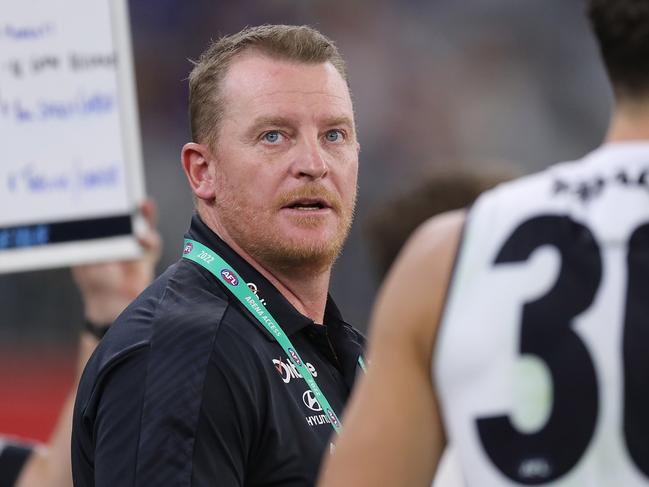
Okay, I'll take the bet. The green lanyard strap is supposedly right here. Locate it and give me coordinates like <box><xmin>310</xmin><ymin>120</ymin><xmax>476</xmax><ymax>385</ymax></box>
<box><xmin>183</xmin><ymin>238</ymin><xmax>362</xmax><ymax>434</ymax></box>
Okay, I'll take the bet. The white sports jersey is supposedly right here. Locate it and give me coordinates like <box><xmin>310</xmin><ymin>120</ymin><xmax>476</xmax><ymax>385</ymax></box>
<box><xmin>436</xmin><ymin>142</ymin><xmax>649</xmax><ymax>486</ymax></box>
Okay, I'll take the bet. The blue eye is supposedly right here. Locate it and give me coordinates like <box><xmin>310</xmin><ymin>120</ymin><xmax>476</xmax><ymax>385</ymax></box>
<box><xmin>263</xmin><ymin>131</ymin><xmax>281</xmax><ymax>143</ymax></box>
<box><xmin>325</xmin><ymin>130</ymin><xmax>343</xmax><ymax>142</ymax></box>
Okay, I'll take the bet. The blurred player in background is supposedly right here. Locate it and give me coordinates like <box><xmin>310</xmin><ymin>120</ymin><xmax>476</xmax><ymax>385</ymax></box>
<box><xmin>0</xmin><ymin>201</ymin><xmax>160</xmax><ymax>487</ymax></box>
<box><xmin>319</xmin><ymin>0</ymin><xmax>649</xmax><ymax>485</ymax></box>
<box><xmin>365</xmin><ymin>170</ymin><xmax>513</xmax><ymax>487</ymax></box>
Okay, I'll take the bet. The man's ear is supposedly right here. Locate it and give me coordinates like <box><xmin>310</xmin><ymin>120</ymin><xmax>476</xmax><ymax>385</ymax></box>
<box><xmin>181</xmin><ymin>142</ymin><xmax>216</xmax><ymax>201</ymax></box>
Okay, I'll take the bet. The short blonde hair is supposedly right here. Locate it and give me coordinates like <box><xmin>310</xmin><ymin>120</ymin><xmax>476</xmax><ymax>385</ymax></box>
<box><xmin>188</xmin><ymin>24</ymin><xmax>348</xmax><ymax>148</ymax></box>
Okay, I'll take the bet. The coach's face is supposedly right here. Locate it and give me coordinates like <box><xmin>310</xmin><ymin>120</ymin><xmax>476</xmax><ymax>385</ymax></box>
<box><xmin>197</xmin><ymin>52</ymin><xmax>359</xmax><ymax>272</ymax></box>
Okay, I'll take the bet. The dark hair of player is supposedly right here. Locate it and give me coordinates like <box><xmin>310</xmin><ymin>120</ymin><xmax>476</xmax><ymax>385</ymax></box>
<box><xmin>364</xmin><ymin>170</ymin><xmax>514</xmax><ymax>279</ymax></box>
<box><xmin>588</xmin><ymin>0</ymin><xmax>649</xmax><ymax>99</ymax></box>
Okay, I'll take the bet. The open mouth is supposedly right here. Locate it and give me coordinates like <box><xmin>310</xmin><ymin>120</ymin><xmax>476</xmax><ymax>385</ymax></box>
<box><xmin>284</xmin><ymin>198</ymin><xmax>330</xmax><ymax>211</ymax></box>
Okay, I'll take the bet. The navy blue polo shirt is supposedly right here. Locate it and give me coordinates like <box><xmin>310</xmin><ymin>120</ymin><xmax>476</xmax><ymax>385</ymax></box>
<box><xmin>71</xmin><ymin>215</ymin><xmax>365</xmax><ymax>487</ymax></box>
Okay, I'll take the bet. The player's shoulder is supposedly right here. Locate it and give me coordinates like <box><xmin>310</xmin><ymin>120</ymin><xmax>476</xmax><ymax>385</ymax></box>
<box><xmin>399</xmin><ymin>209</ymin><xmax>466</xmax><ymax>274</ymax></box>
<box><xmin>373</xmin><ymin>210</ymin><xmax>465</xmax><ymax>347</ymax></box>
<box><xmin>398</xmin><ymin>209</ymin><xmax>466</xmax><ymax>320</ymax></box>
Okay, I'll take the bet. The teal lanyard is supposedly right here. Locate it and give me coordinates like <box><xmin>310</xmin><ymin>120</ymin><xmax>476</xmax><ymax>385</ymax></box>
<box><xmin>183</xmin><ymin>238</ymin><xmax>364</xmax><ymax>434</ymax></box>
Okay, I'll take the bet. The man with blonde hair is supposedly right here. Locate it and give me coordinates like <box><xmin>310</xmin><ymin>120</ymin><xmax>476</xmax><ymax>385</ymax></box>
<box><xmin>73</xmin><ymin>25</ymin><xmax>365</xmax><ymax>487</ymax></box>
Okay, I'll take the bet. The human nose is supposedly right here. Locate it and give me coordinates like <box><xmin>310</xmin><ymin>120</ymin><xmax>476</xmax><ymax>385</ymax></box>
<box><xmin>291</xmin><ymin>137</ymin><xmax>329</xmax><ymax>180</ymax></box>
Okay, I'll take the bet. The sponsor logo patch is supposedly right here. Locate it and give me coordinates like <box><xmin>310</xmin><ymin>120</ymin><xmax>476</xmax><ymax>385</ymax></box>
<box><xmin>246</xmin><ymin>282</ymin><xmax>267</xmax><ymax>306</ymax></box>
<box><xmin>305</xmin><ymin>413</ymin><xmax>331</xmax><ymax>427</ymax></box>
<box><xmin>220</xmin><ymin>269</ymin><xmax>239</xmax><ymax>286</ymax></box>
<box><xmin>272</xmin><ymin>357</ymin><xmax>318</xmax><ymax>384</ymax></box>
<box><xmin>302</xmin><ymin>390</ymin><xmax>323</xmax><ymax>412</ymax></box>
<box><xmin>183</xmin><ymin>242</ymin><xmax>193</xmax><ymax>254</ymax></box>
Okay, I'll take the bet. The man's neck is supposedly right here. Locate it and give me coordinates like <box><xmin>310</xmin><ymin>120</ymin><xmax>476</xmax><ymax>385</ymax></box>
<box><xmin>199</xmin><ymin>209</ymin><xmax>331</xmax><ymax>324</ymax></box>
<box><xmin>255</xmin><ymin>265</ymin><xmax>331</xmax><ymax>325</ymax></box>
<box><xmin>606</xmin><ymin>97</ymin><xmax>649</xmax><ymax>143</ymax></box>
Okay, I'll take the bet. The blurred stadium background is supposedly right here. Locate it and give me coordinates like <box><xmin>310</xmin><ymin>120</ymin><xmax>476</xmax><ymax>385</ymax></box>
<box><xmin>0</xmin><ymin>0</ymin><xmax>611</xmax><ymax>441</ymax></box>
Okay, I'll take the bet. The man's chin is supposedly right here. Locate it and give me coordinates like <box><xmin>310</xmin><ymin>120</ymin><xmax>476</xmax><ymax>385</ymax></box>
<box><xmin>253</xmin><ymin>235</ymin><xmax>344</xmax><ymax>274</ymax></box>
<box><xmin>276</xmin><ymin>241</ymin><xmax>340</xmax><ymax>269</ymax></box>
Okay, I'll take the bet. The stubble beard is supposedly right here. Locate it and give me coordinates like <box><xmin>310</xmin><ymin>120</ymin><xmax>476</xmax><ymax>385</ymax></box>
<box><xmin>214</xmin><ymin>189</ymin><xmax>356</xmax><ymax>276</ymax></box>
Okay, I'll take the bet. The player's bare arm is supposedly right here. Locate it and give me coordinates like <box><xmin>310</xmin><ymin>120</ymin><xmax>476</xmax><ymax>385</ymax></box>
<box><xmin>318</xmin><ymin>209</ymin><xmax>465</xmax><ymax>487</ymax></box>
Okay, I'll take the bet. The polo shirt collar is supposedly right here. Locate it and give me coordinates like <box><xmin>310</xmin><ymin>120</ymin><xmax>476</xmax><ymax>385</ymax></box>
<box><xmin>185</xmin><ymin>214</ymin><xmax>345</xmax><ymax>340</ymax></box>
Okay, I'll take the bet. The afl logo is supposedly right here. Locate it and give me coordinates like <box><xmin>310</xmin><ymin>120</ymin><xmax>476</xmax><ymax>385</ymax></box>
<box><xmin>221</xmin><ymin>269</ymin><xmax>239</xmax><ymax>286</ymax></box>
<box><xmin>288</xmin><ymin>348</ymin><xmax>302</xmax><ymax>366</ymax></box>
<box><xmin>326</xmin><ymin>409</ymin><xmax>340</xmax><ymax>428</ymax></box>
<box><xmin>183</xmin><ymin>242</ymin><xmax>193</xmax><ymax>254</ymax></box>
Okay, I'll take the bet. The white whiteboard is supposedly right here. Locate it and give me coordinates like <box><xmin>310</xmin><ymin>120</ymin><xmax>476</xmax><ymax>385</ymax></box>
<box><xmin>0</xmin><ymin>0</ymin><xmax>145</xmax><ymax>273</ymax></box>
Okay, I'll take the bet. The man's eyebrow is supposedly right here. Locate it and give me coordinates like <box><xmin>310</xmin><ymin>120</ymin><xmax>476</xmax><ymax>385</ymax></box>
<box><xmin>247</xmin><ymin>116</ymin><xmax>295</xmax><ymax>134</ymax></box>
<box><xmin>244</xmin><ymin>115</ymin><xmax>356</xmax><ymax>139</ymax></box>
<box><xmin>323</xmin><ymin>116</ymin><xmax>355</xmax><ymax>130</ymax></box>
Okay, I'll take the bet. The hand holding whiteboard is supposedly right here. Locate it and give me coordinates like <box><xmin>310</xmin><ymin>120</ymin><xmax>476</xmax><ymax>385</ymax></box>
<box><xmin>0</xmin><ymin>0</ymin><xmax>145</xmax><ymax>273</ymax></box>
